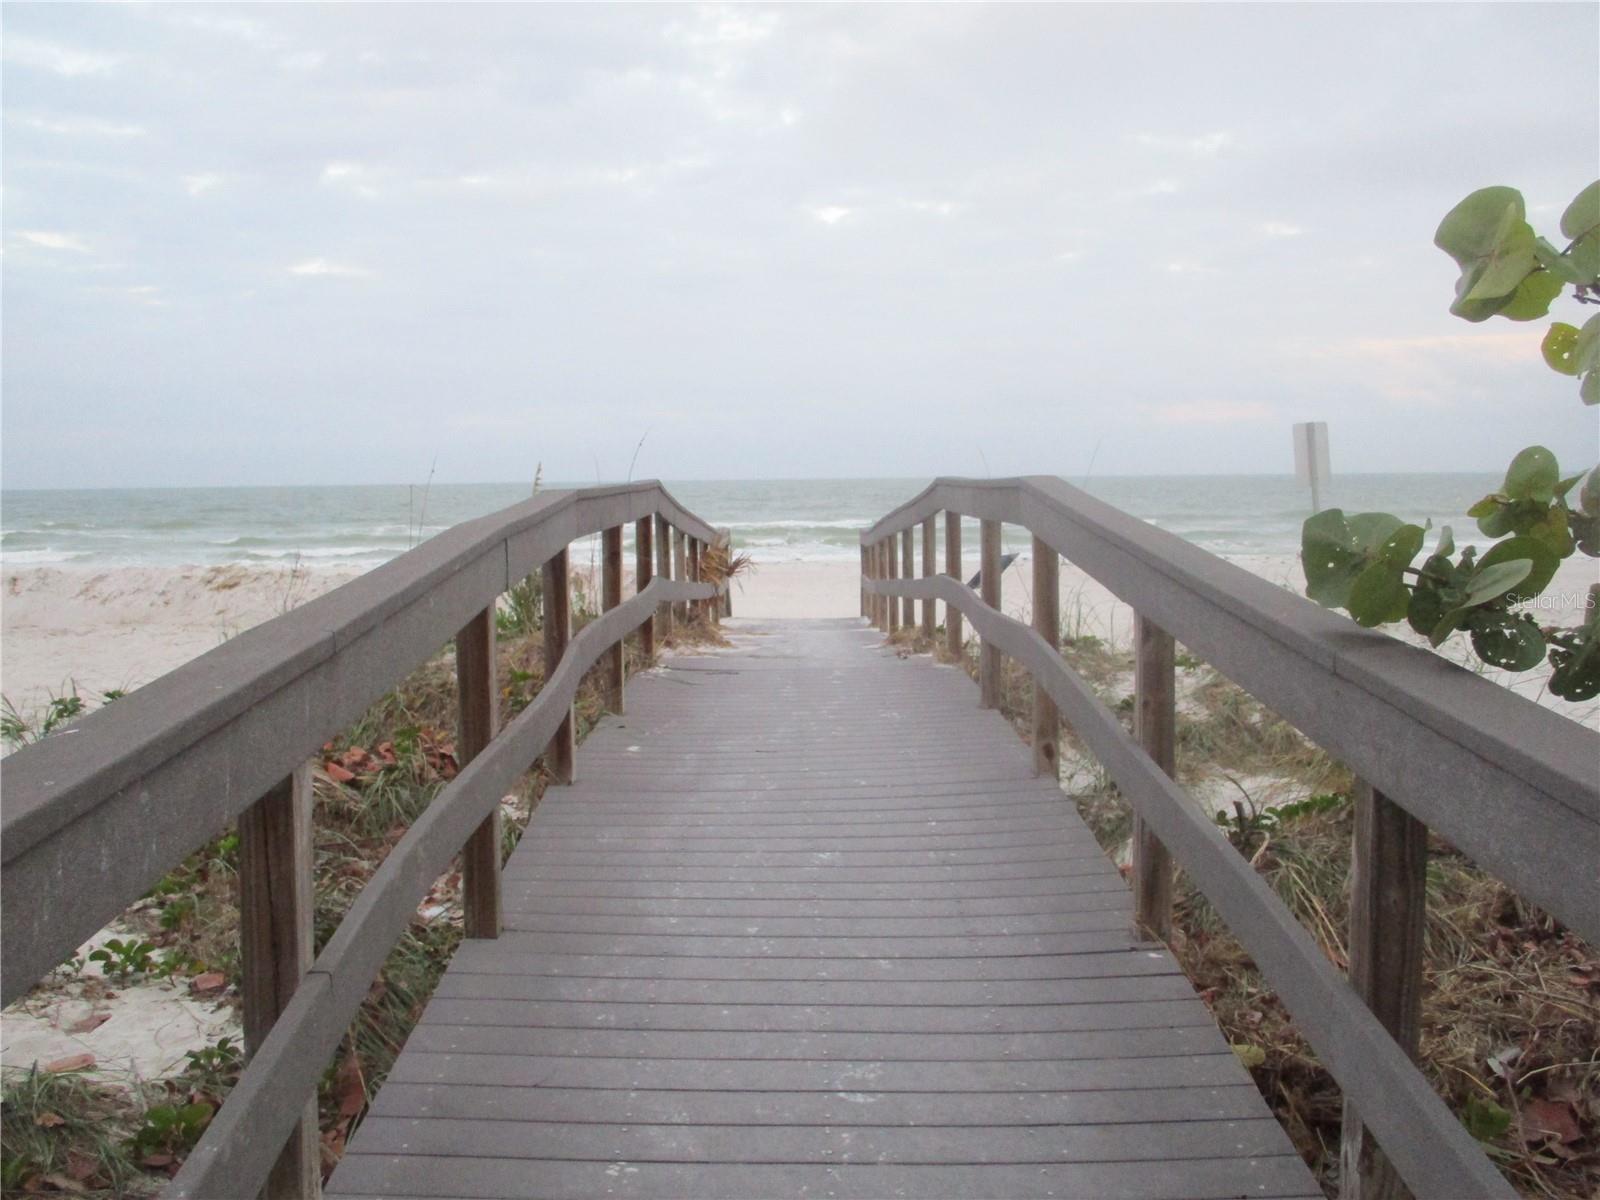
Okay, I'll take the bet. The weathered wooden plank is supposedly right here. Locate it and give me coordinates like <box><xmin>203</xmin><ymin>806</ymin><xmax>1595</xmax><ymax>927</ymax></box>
<box><xmin>236</xmin><ymin>765</ymin><xmax>319</xmax><ymax>1200</ymax></box>
<box><xmin>1342</xmin><ymin>781</ymin><xmax>1428</xmax><ymax>1200</ymax></box>
<box><xmin>1032</xmin><ymin>535</ymin><xmax>1059</xmax><ymax>778</ymax></box>
<box><xmin>900</xmin><ymin>526</ymin><xmax>915</xmax><ymax>628</ymax></box>
<box><xmin>635</xmin><ymin>516</ymin><xmax>655</xmax><ymax>658</ymax></box>
<box><xmin>654</xmin><ymin>514</ymin><xmax>673</xmax><ymax>641</ymax></box>
<box><xmin>980</xmin><ymin>517</ymin><xmax>1001</xmax><ymax>706</ymax></box>
<box><xmin>542</xmin><ymin>546</ymin><xmax>575</xmax><ymax>784</ymax></box>
<box><xmin>1134</xmin><ymin>614</ymin><xmax>1175</xmax><ymax>940</ymax></box>
<box><xmin>602</xmin><ymin>525</ymin><xmax>625</xmax><ymax>713</ymax></box>
<box><xmin>328</xmin><ymin>1156</ymin><xmax>1322</xmax><ymax>1200</ymax></box>
<box><xmin>456</xmin><ymin>607</ymin><xmax>501</xmax><ymax>941</ymax></box>
<box><xmin>945</xmin><ymin>508</ymin><xmax>963</xmax><ymax>658</ymax></box>
<box><xmin>921</xmin><ymin>515</ymin><xmax>937</xmax><ymax>640</ymax></box>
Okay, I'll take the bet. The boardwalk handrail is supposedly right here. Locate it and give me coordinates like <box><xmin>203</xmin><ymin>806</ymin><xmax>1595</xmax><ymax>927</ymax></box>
<box><xmin>167</xmin><ymin>576</ymin><xmax>711</xmax><ymax>1198</ymax></box>
<box><xmin>1</xmin><ymin>481</ymin><xmax>720</xmax><ymax>1005</ymax></box>
<box><xmin>861</xmin><ymin>476</ymin><xmax>1600</xmax><ymax>1200</ymax></box>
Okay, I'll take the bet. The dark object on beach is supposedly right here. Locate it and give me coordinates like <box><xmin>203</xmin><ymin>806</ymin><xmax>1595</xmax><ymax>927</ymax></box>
<box><xmin>967</xmin><ymin>552</ymin><xmax>1019</xmax><ymax>589</ymax></box>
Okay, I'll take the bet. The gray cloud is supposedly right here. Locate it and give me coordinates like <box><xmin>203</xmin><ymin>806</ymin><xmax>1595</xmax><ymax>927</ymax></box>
<box><xmin>3</xmin><ymin>2</ymin><xmax>1596</xmax><ymax>488</ymax></box>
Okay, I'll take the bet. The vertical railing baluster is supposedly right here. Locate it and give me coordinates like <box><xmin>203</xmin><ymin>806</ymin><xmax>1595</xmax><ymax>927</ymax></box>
<box><xmin>920</xmin><ymin>517</ymin><xmax>936</xmax><ymax>641</ymax></box>
<box><xmin>456</xmin><ymin>607</ymin><xmax>501</xmax><ymax>939</ymax></box>
<box><xmin>860</xmin><ymin>544</ymin><xmax>869</xmax><ymax>619</ymax></box>
<box><xmin>602</xmin><ymin>525</ymin><xmax>624</xmax><ymax>713</ymax></box>
<box><xmin>1341</xmin><ymin>781</ymin><xmax>1427</xmax><ymax>1200</ymax></box>
<box><xmin>873</xmin><ymin>540</ymin><xmax>886</xmax><ymax>631</ymax></box>
<box><xmin>900</xmin><ymin>528</ymin><xmax>914</xmax><ymax>630</ymax></box>
<box><xmin>719</xmin><ymin>527</ymin><xmax>733</xmax><ymax>619</ymax></box>
<box><xmin>979</xmin><ymin>518</ymin><xmax>1001</xmax><ymax>707</ymax></box>
<box><xmin>542</xmin><ymin>545</ymin><xmax>575</xmax><ymax>783</ymax></box>
<box><xmin>672</xmin><ymin>529</ymin><xmax>688</xmax><ymax>624</ymax></box>
<box><xmin>654</xmin><ymin>514</ymin><xmax>673</xmax><ymax>642</ymax></box>
<box><xmin>237</xmin><ymin>765</ymin><xmax>319</xmax><ymax>1200</ymax></box>
<box><xmin>635</xmin><ymin>516</ymin><xmax>655</xmax><ymax>659</ymax></box>
<box><xmin>1032</xmin><ymin>537</ymin><xmax>1059</xmax><ymax>778</ymax></box>
<box><xmin>945</xmin><ymin>511</ymin><xmax>962</xmax><ymax>660</ymax></box>
<box><xmin>1133</xmin><ymin>615</ymin><xmax>1176</xmax><ymax>939</ymax></box>
<box><xmin>887</xmin><ymin>536</ymin><xmax>900</xmax><ymax>634</ymax></box>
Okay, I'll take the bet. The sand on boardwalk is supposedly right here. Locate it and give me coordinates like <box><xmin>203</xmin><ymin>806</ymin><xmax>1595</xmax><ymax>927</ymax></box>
<box><xmin>3</xmin><ymin>551</ymin><xmax>1596</xmax><ymax>727</ymax></box>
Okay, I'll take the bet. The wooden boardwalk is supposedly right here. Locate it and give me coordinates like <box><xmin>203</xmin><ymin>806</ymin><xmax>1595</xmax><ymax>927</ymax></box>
<box><xmin>328</xmin><ymin>618</ymin><xmax>1320</xmax><ymax>1200</ymax></box>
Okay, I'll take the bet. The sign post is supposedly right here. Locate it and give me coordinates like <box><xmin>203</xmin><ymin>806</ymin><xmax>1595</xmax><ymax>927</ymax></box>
<box><xmin>1292</xmin><ymin>421</ymin><xmax>1331</xmax><ymax>513</ymax></box>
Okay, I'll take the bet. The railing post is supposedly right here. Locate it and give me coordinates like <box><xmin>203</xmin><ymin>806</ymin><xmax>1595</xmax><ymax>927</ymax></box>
<box><xmin>635</xmin><ymin>516</ymin><xmax>655</xmax><ymax>659</ymax></box>
<box><xmin>887</xmin><ymin>536</ymin><xmax>900</xmax><ymax>634</ymax></box>
<box><xmin>237</xmin><ymin>764</ymin><xmax>319</xmax><ymax>1200</ymax></box>
<box><xmin>456</xmin><ymin>607</ymin><xmax>501</xmax><ymax>939</ymax></box>
<box><xmin>860</xmin><ymin>545</ymin><xmax>869</xmax><ymax>618</ymax></box>
<box><xmin>900</xmin><ymin>528</ymin><xmax>915</xmax><ymax>630</ymax></box>
<box><xmin>542</xmin><ymin>545</ymin><xmax>575</xmax><ymax>783</ymax></box>
<box><xmin>945</xmin><ymin>511</ymin><xmax>963</xmax><ymax>659</ymax></box>
<box><xmin>602</xmin><ymin>525</ymin><xmax>624</xmax><ymax>713</ymax></box>
<box><xmin>654</xmin><ymin>514</ymin><xmax>673</xmax><ymax>642</ymax></box>
<box><xmin>1341</xmin><ymin>781</ymin><xmax>1427</xmax><ymax>1200</ymax></box>
<box><xmin>979</xmin><ymin>518</ymin><xmax>1001</xmax><ymax>707</ymax></box>
<box><xmin>719</xmin><ymin>527</ymin><xmax>733</xmax><ymax>618</ymax></box>
<box><xmin>1133</xmin><ymin>615</ymin><xmax>1176</xmax><ymax>939</ymax></box>
<box><xmin>1032</xmin><ymin>536</ymin><xmax>1059</xmax><ymax>778</ymax></box>
<box><xmin>870</xmin><ymin>541</ymin><xmax>883</xmax><ymax>630</ymax></box>
<box><xmin>920</xmin><ymin>517</ymin><xmax>936</xmax><ymax>641</ymax></box>
<box><xmin>672</xmin><ymin>528</ymin><xmax>688</xmax><ymax>624</ymax></box>
<box><xmin>689</xmin><ymin>537</ymin><xmax>703</xmax><ymax>622</ymax></box>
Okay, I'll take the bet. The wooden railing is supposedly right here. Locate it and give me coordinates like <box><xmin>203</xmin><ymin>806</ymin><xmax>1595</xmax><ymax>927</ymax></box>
<box><xmin>861</xmin><ymin>476</ymin><xmax>1599</xmax><ymax>1200</ymax></box>
<box><xmin>0</xmin><ymin>482</ymin><xmax>726</xmax><ymax>1200</ymax></box>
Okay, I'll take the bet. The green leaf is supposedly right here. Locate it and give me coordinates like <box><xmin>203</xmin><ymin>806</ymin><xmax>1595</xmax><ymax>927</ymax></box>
<box><xmin>1469</xmin><ymin>612</ymin><xmax>1546</xmax><ymax>672</ymax></box>
<box><xmin>1462</xmin><ymin>1095</ymin><xmax>1512</xmax><ymax>1143</ymax></box>
<box><xmin>1301</xmin><ymin>510</ymin><xmax>1404</xmax><ymax>612</ymax></box>
<box><xmin>1478</xmin><ymin>535</ymin><xmax>1560</xmax><ymax>599</ymax></box>
<box><xmin>1462</xmin><ymin>558</ymin><xmax>1533</xmax><ymax>608</ymax></box>
<box><xmin>1435</xmin><ymin>187</ymin><xmax>1538</xmax><ymax>302</ymax></box>
<box><xmin>1570</xmin><ymin>231</ymin><xmax>1600</xmax><ymax>283</ymax></box>
<box><xmin>1583</xmin><ymin>369</ymin><xmax>1599</xmax><ymax>406</ymax></box>
<box><xmin>1534</xmin><ymin>236</ymin><xmax>1585</xmax><ymax>285</ymax></box>
<box><xmin>1407</xmin><ymin>579</ymin><xmax>1447</xmax><ymax>637</ymax></box>
<box><xmin>1574</xmin><ymin>315</ymin><xmax>1600</xmax><ymax>374</ymax></box>
<box><xmin>1497</xmin><ymin>269</ymin><xmax>1563</xmax><ymax>321</ymax></box>
<box><xmin>1435</xmin><ymin>525</ymin><xmax>1455</xmax><ymax>559</ymax></box>
<box><xmin>1503</xmin><ymin>446</ymin><xmax>1559</xmax><ymax>503</ymax></box>
<box><xmin>1377</xmin><ymin>522</ymin><xmax>1425</xmax><ymax>568</ymax></box>
<box><xmin>1560</xmin><ymin>180</ymin><xmax>1600</xmax><ymax>242</ymax></box>
<box><xmin>1349</xmin><ymin>562</ymin><xmax>1409</xmax><ymax>626</ymax></box>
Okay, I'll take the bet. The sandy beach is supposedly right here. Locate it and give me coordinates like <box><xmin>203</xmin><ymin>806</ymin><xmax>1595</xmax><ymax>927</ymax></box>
<box><xmin>4</xmin><ymin>551</ymin><xmax>1595</xmax><ymax>730</ymax></box>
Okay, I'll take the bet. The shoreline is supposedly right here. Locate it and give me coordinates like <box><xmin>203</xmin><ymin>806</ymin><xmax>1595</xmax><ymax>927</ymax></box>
<box><xmin>3</xmin><ymin>555</ymin><xmax>1596</xmax><ymax>730</ymax></box>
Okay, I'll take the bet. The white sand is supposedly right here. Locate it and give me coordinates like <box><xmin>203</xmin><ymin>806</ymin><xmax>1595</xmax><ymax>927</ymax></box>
<box><xmin>3</xmin><ymin>552</ymin><xmax>1595</xmax><ymax>728</ymax></box>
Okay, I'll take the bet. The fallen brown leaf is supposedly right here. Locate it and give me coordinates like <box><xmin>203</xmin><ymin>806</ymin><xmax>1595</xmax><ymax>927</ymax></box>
<box><xmin>1522</xmin><ymin>1097</ymin><xmax>1582</xmax><ymax>1145</ymax></box>
<box><xmin>34</xmin><ymin>1111</ymin><xmax>66</xmax><ymax>1128</ymax></box>
<box><xmin>188</xmin><ymin>972</ymin><xmax>227</xmax><ymax>996</ymax></box>
<box><xmin>62</xmin><ymin>1012</ymin><xmax>110</xmax><ymax>1035</ymax></box>
<box><xmin>42</xmin><ymin>1053</ymin><xmax>94</xmax><ymax>1074</ymax></box>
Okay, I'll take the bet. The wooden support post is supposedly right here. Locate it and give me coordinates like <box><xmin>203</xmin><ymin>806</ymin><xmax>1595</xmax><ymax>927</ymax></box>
<box><xmin>870</xmin><ymin>542</ymin><xmax>882</xmax><ymax>630</ymax></box>
<box><xmin>719</xmin><ymin>528</ymin><xmax>733</xmax><ymax>618</ymax></box>
<box><xmin>672</xmin><ymin>529</ymin><xmax>688</xmax><ymax>624</ymax></box>
<box><xmin>920</xmin><ymin>517</ymin><xmax>936</xmax><ymax>641</ymax></box>
<box><xmin>900</xmin><ymin>528</ymin><xmax>915</xmax><ymax>630</ymax></box>
<box><xmin>455</xmin><ymin>608</ymin><xmax>500</xmax><ymax>939</ymax></box>
<box><xmin>655</xmin><ymin>514</ymin><xmax>673</xmax><ymax>642</ymax></box>
<box><xmin>237</xmin><ymin>765</ymin><xmax>319</xmax><ymax>1200</ymax></box>
<box><xmin>887</xmin><ymin>537</ymin><xmax>900</xmax><ymax>634</ymax></box>
<box><xmin>860</xmin><ymin>545</ymin><xmax>868</xmax><ymax>618</ymax></box>
<box><xmin>1341</xmin><ymin>781</ymin><xmax>1427</xmax><ymax>1200</ymax></box>
<box><xmin>1032</xmin><ymin>536</ymin><xmax>1060</xmax><ymax>778</ymax></box>
<box><xmin>945</xmin><ymin>511</ymin><xmax>963</xmax><ymax>659</ymax></box>
<box><xmin>541</xmin><ymin>546</ymin><xmax>575</xmax><ymax>783</ymax></box>
<box><xmin>1133</xmin><ymin>615</ymin><xmax>1176</xmax><ymax>940</ymax></box>
<box><xmin>979</xmin><ymin>518</ymin><xmax>1001</xmax><ymax>707</ymax></box>
<box><xmin>690</xmin><ymin>537</ymin><xmax>703</xmax><ymax>622</ymax></box>
<box><xmin>635</xmin><ymin>517</ymin><xmax>655</xmax><ymax>659</ymax></box>
<box><xmin>602</xmin><ymin>525</ymin><xmax>624</xmax><ymax>713</ymax></box>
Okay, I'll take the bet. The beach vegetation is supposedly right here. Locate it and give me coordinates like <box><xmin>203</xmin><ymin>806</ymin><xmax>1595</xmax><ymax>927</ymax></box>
<box><xmin>1301</xmin><ymin>179</ymin><xmax>1600</xmax><ymax>699</ymax></box>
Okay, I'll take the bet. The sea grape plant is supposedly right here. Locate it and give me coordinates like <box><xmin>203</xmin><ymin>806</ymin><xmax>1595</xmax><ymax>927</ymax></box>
<box><xmin>1302</xmin><ymin>180</ymin><xmax>1600</xmax><ymax>700</ymax></box>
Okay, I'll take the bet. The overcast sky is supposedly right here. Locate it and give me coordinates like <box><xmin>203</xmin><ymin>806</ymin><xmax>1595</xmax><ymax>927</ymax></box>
<box><xmin>3</xmin><ymin>3</ymin><xmax>1596</xmax><ymax>489</ymax></box>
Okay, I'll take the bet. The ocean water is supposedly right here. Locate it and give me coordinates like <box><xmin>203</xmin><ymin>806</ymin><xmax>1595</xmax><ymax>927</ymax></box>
<box><xmin>0</xmin><ymin>474</ymin><xmax>1506</xmax><ymax>569</ymax></box>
